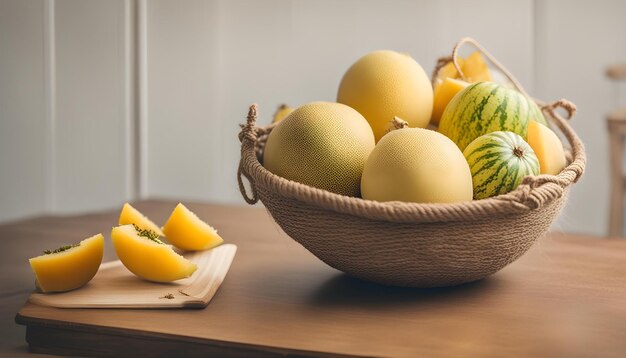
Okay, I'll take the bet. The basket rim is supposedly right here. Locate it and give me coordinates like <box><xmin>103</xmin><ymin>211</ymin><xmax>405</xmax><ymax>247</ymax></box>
<box><xmin>238</xmin><ymin>101</ymin><xmax>586</xmax><ymax>224</ymax></box>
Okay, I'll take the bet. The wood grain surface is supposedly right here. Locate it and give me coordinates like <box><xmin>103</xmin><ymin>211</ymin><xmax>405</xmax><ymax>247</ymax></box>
<box><xmin>11</xmin><ymin>201</ymin><xmax>626</xmax><ymax>357</ymax></box>
<box><xmin>28</xmin><ymin>244</ymin><xmax>236</xmax><ymax>309</ymax></box>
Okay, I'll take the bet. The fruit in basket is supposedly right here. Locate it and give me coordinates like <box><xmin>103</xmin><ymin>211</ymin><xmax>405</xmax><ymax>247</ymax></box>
<box><xmin>433</xmin><ymin>51</ymin><xmax>491</xmax><ymax>84</ymax></box>
<box><xmin>29</xmin><ymin>234</ymin><xmax>104</xmax><ymax>293</ymax></box>
<box><xmin>361</xmin><ymin>121</ymin><xmax>472</xmax><ymax>203</ymax></box>
<box><xmin>527</xmin><ymin>121</ymin><xmax>566</xmax><ymax>175</ymax></box>
<box><xmin>263</xmin><ymin>102</ymin><xmax>375</xmax><ymax>197</ymax></box>
<box><xmin>162</xmin><ymin>203</ymin><xmax>224</xmax><ymax>251</ymax></box>
<box><xmin>439</xmin><ymin>82</ymin><xmax>533</xmax><ymax>151</ymax></box>
<box><xmin>119</xmin><ymin>202</ymin><xmax>164</xmax><ymax>237</ymax></box>
<box><xmin>529</xmin><ymin>100</ymin><xmax>549</xmax><ymax>127</ymax></box>
<box><xmin>431</xmin><ymin>78</ymin><xmax>470</xmax><ymax>125</ymax></box>
<box><xmin>463</xmin><ymin>131</ymin><xmax>539</xmax><ymax>199</ymax></box>
<box><xmin>111</xmin><ymin>224</ymin><xmax>197</xmax><ymax>282</ymax></box>
<box><xmin>272</xmin><ymin>104</ymin><xmax>294</xmax><ymax>124</ymax></box>
<box><xmin>434</xmin><ymin>58</ymin><xmax>465</xmax><ymax>84</ymax></box>
<box><xmin>461</xmin><ymin>51</ymin><xmax>493</xmax><ymax>83</ymax></box>
<box><xmin>337</xmin><ymin>50</ymin><xmax>433</xmax><ymax>141</ymax></box>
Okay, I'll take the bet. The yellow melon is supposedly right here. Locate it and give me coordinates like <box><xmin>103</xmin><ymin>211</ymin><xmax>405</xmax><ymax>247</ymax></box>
<box><xmin>162</xmin><ymin>203</ymin><xmax>223</xmax><ymax>251</ymax></box>
<box><xmin>119</xmin><ymin>202</ymin><xmax>164</xmax><ymax>237</ymax></box>
<box><xmin>431</xmin><ymin>78</ymin><xmax>470</xmax><ymax>125</ymax></box>
<box><xmin>461</xmin><ymin>51</ymin><xmax>492</xmax><ymax>83</ymax></box>
<box><xmin>337</xmin><ymin>50</ymin><xmax>433</xmax><ymax>141</ymax></box>
<box><xmin>111</xmin><ymin>224</ymin><xmax>197</xmax><ymax>282</ymax></box>
<box><xmin>361</xmin><ymin>126</ymin><xmax>473</xmax><ymax>203</ymax></box>
<box><xmin>29</xmin><ymin>234</ymin><xmax>104</xmax><ymax>293</ymax></box>
<box><xmin>272</xmin><ymin>104</ymin><xmax>294</xmax><ymax>124</ymax></box>
<box><xmin>263</xmin><ymin>102</ymin><xmax>375</xmax><ymax>197</ymax></box>
<box><xmin>527</xmin><ymin>121</ymin><xmax>567</xmax><ymax>175</ymax></box>
<box><xmin>434</xmin><ymin>58</ymin><xmax>465</xmax><ymax>84</ymax></box>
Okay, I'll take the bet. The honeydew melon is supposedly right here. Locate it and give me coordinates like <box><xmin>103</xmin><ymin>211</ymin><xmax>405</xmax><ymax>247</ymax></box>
<box><xmin>337</xmin><ymin>50</ymin><xmax>433</xmax><ymax>141</ymax></box>
<box><xmin>162</xmin><ymin>203</ymin><xmax>223</xmax><ymax>251</ymax></box>
<box><xmin>361</xmin><ymin>125</ymin><xmax>473</xmax><ymax>203</ymax></box>
<box><xmin>263</xmin><ymin>102</ymin><xmax>375</xmax><ymax>197</ymax></box>
<box><xmin>29</xmin><ymin>234</ymin><xmax>104</xmax><ymax>293</ymax></box>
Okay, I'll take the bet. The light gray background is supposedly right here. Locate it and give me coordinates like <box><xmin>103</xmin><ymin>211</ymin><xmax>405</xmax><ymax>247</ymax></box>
<box><xmin>2</xmin><ymin>0</ymin><xmax>626</xmax><ymax>236</ymax></box>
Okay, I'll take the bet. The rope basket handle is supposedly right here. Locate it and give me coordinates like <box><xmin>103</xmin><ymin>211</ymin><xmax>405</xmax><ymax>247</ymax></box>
<box><xmin>237</xmin><ymin>104</ymin><xmax>260</xmax><ymax>204</ymax></box>
<box><xmin>238</xmin><ymin>39</ymin><xmax>585</xmax><ymax>213</ymax></box>
<box><xmin>431</xmin><ymin>37</ymin><xmax>531</xmax><ymax>99</ymax></box>
<box><xmin>432</xmin><ymin>37</ymin><xmax>585</xmax><ymax>190</ymax></box>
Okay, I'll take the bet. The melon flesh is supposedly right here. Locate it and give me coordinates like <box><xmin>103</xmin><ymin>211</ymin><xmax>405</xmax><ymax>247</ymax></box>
<box><xmin>527</xmin><ymin>121</ymin><xmax>566</xmax><ymax>175</ymax></box>
<box><xmin>29</xmin><ymin>234</ymin><xmax>104</xmax><ymax>293</ymax></box>
<box><xmin>111</xmin><ymin>224</ymin><xmax>197</xmax><ymax>282</ymax></box>
<box><xmin>431</xmin><ymin>78</ymin><xmax>470</xmax><ymax>125</ymax></box>
<box><xmin>119</xmin><ymin>202</ymin><xmax>164</xmax><ymax>237</ymax></box>
<box><xmin>462</xmin><ymin>51</ymin><xmax>492</xmax><ymax>82</ymax></box>
<box><xmin>435</xmin><ymin>58</ymin><xmax>465</xmax><ymax>84</ymax></box>
<box><xmin>162</xmin><ymin>203</ymin><xmax>223</xmax><ymax>251</ymax></box>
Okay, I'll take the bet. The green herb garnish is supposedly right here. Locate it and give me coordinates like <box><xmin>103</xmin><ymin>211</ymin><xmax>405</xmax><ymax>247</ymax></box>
<box><xmin>43</xmin><ymin>243</ymin><xmax>80</xmax><ymax>255</ymax></box>
<box><xmin>133</xmin><ymin>224</ymin><xmax>164</xmax><ymax>244</ymax></box>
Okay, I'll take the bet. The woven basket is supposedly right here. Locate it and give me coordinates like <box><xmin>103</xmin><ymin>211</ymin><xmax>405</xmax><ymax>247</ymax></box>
<box><xmin>237</xmin><ymin>39</ymin><xmax>586</xmax><ymax>287</ymax></box>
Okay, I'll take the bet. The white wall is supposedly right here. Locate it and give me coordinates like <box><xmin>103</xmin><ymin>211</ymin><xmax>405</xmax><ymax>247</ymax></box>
<box><xmin>144</xmin><ymin>0</ymin><xmax>534</xmax><ymax>203</ymax></box>
<box><xmin>1</xmin><ymin>0</ymin><xmax>625</xmax><ymax>236</ymax></box>
<box><xmin>0</xmin><ymin>0</ymin><xmax>47</xmax><ymax>222</ymax></box>
<box><xmin>0</xmin><ymin>0</ymin><xmax>134</xmax><ymax>222</ymax></box>
<box><xmin>534</xmin><ymin>0</ymin><xmax>626</xmax><ymax>235</ymax></box>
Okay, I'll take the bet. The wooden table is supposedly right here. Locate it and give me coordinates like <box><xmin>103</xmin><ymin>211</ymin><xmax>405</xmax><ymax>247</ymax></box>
<box><xmin>4</xmin><ymin>200</ymin><xmax>626</xmax><ymax>357</ymax></box>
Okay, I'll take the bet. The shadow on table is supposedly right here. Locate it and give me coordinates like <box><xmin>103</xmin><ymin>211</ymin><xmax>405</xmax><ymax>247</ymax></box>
<box><xmin>307</xmin><ymin>273</ymin><xmax>500</xmax><ymax>308</ymax></box>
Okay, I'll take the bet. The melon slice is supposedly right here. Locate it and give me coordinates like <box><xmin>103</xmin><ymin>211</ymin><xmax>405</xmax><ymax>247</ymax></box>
<box><xmin>272</xmin><ymin>104</ymin><xmax>294</xmax><ymax>124</ymax></box>
<box><xmin>527</xmin><ymin>121</ymin><xmax>567</xmax><ymax>175</ymax></box>
<box><xmin>29</xmin><ymin>234</ymin><xmax>104</xmax><ymax>293</ymax></box>
<box><xmin>111</xmin><ymin>224</ymin><xmax>197</xmax><ymax>282</ymax></box>
<box><xmin>435</xmin><ymin>58</ymin><xmax>465</xmax><ymax>84</ymax></box>
<box><xmin>431</xmin><ymin>78</ymin><xmax>470</xmax><ymax>125</ymax></box>
<box><xmin>462</xmin><ymin>51</ymin><xmax>492</xmax><ymax>83</ymax></box>
<box><xmin>162</xmin><ymin>203</ymin><xmax>224</xmax><ymax>251</ymax></box>
<box><xmin>119</xmin><ymin>202</ymin><xmax>164</xmax><ymax>237</ymax></box>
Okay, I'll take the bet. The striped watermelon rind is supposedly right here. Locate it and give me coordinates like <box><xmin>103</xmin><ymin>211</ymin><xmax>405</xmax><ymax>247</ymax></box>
<box><xmin>528</xmin><ymin>99</ymin><xmax>549</xmax><ymax>127</ymax></box>
<box><xmin>463</xmin><ymin>131</ymin><xmax>540</xmax><ymax>200</ymax></box>
<box><xmin>439</xmin><ymin>82</ymin><xmax>534</xmax><ymax>151</ymax></box>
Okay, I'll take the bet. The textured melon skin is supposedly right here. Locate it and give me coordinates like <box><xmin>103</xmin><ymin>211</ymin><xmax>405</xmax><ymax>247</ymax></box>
<box><xmin>463</xmin><ymin>131</ymin><xmax>539</xmax><ymax>199</ymax></box>
<box><xmin>527</xmin><ymin>121</ymin><xmax>566</xmax><ymax>175</ymax></box>
<box><xmin>439</xmin><ymin>82</ymin><xmax>533</xmax><ymax>151</ymax></box>
<box><xmin>361</xmin><ymin>127</ymin><xmax>473</xmax><ymax>204</ymax></box>
<box><xmin>263</xmin><ymin>102</ymin><xmax>375</xmax><ymax>197</ymax></box>
<box><xmin>337</xmin><ymin>50</ymin><xmax>433</xmax><ymax>141</ymax></box>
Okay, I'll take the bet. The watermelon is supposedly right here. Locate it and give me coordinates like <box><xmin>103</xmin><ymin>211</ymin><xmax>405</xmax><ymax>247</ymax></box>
<box><xmin>439</xmin><ymin>82</ymin><xmax>537</xmax><ymax>150</ymax></box>
<box><xmin>463</xmin><ymin>131</ymin><xmax>539</xmax><ymax>199</ymax></box>
<box><xmin>528</xmin><ymin>99</ymin><xmax>549</xmax><ymax>127</ymax></box>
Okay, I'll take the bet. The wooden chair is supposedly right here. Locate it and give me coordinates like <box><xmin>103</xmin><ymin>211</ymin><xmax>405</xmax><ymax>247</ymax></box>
<box><xmin>607</xmin><ymin>63</ymin><xmax>626</xmax><ymax>237</ymax></box>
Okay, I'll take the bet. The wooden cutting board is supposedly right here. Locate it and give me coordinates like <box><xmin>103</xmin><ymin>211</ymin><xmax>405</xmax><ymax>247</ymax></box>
<box><xmin>28</xmin><ymin>244</ymin><xmax>237</xmax><ymax>309</ymax></box>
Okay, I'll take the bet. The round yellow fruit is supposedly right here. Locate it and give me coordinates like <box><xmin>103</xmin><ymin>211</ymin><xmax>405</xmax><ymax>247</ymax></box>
<box><xmin>337</xmin><ymin>50</ymin><xmax>433</xmax><ymax>142</ymax></box>
<box><xmin>263</xmin><ymin>102</ymin><xmax>375</xmax><ymax>197</ymax></box>
<box><xmin>361</xmin><ymin>127</ymin><xmax>473</xmax><ymax>203</ymax></box>
<box><xmin>527</xmin><ymin>120</ymin><xmax>566</xmax><ymax>175</ymax></box>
